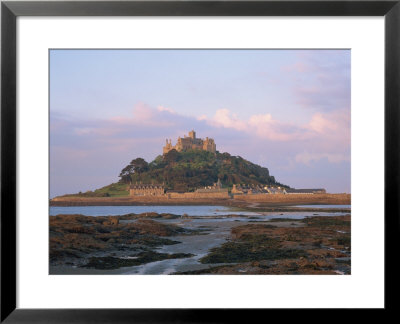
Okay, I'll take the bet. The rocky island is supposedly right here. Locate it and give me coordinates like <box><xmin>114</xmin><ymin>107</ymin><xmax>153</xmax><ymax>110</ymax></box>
<box><xmin>51</xmin><ymin>130</ymin><xmax>350</xmax><ymax>207</ymax></box>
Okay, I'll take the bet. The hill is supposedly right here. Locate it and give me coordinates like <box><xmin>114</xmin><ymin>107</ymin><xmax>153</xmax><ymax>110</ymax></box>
<box><xmin>63</xmin><ymin>150</ymin><xmax>288</xmax><ymax>197</ymax></box>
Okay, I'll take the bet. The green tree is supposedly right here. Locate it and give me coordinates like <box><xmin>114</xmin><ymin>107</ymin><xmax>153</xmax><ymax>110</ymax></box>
<box><xmin>119</xmin><ymin>157</ymin><xmax>149</xmax><ymax>183</ymax></box>
<box><xmin>131</xmin><ymin>158</ymin><xmax>149</xmax><ymax>174</ymax></box>
<box><xmin>164</xmin><ymin>149</ymin><xmax>179</xmax><ymax>163</ymax></box>
<box><xmin>119</xmin><ymin>164</ymin><xmax>134</xmax><ymax>183</ymax></box>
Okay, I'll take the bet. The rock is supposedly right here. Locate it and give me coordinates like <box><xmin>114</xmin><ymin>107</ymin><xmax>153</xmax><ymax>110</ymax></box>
<box><xmin>50</xmin><ymin>214</ymin><xmax>184</xmax><ymax>267</ymax></box>
<box><xmin>102</xmin><ymin>217</ymin><xmax>119</xmax><ymax>226</ymax></box>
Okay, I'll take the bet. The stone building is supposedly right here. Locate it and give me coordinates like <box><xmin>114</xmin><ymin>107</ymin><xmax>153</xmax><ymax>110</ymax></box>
<box><xmin>129</xmin><ymin>183</ymin><xmax>165</xmax><ymax>196</ymax></box>
<box><xmin>231</xmin><ymin>184</ymin><xmax>286</xmax><ymax>195</ymax></box>
<box><xmin>231</xmin><ymin>184</ymin><xmax>244</xmax><ymax>194</ymax></box>
<box><xmin>163</xmin><ymin>130</ymin><xmax>216</xmax><ymax>154</ymax></box>
<box><xmin>166</xmin><ymin>179</ymin><xmax>229</xmax><ymax>199</ymax></box>
<box><xmin>195</xmin><ymin>179</ymin><xmax>228</xmax><ymax>194</ymax></box>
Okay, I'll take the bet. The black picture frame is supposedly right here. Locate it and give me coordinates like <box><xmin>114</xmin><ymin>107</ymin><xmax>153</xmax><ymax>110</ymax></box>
<box><xmin>1</xmin><ymin>0</ymin><xmax>399</xmax><ymax>322</ymax></box>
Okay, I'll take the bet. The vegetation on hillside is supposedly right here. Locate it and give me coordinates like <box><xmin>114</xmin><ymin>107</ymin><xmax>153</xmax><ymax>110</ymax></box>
<box><xmin>119</xmin><ymin>150</ymin><xmax>287</xmax><ymax>192</ymax></box>
<box><xmin>61</xmin><ymin>182</ymin><xmax>130</xmax><ymax>198</ymax></box>
<box><xmin>62</xmin><ymin>150</ymin><xmax>288</xmax><ymax>197</ymax></box>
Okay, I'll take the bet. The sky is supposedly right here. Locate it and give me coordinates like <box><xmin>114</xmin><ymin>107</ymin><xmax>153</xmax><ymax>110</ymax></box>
<box><xmin>50</xmin><ymin>49</ymin><xmax>351</xmax><ymax>198</ymax></box>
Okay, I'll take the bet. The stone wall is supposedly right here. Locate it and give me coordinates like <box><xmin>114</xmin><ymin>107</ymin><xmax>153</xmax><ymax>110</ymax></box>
<box><xmin>50</xmin><ymin>195</ymin><xmax>232</xmax><ymax>206</ymax></box>
<box><xmin>50</xmin><ymin>193</ymin><xmax>350</xmax><ymax>206</ymax></box>
<box><xmin>233</xmin><ymin>193</ymin><xmax>351</xmax><ymax>204</ymax></box>
<box><xmin>167</xmin><ymin>191</ymin><xmax>230</xmax><ymax>199</ymax></box>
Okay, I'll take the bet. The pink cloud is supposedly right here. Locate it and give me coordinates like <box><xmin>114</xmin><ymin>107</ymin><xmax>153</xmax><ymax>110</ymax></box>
<box><xmin>157</xmin><ymin>105</ymin><xmax>176</xmax><ymax>114</ymax></box>
<box><xmin>202</xmin><ymin>109</ymin><xmax>288</xmax><ymax>140</ymax></box>
<box><xmin>206</xmin><ymin>108</ymin><xmax>247</xmax><ymax>131</ymax></box>
<box><xmin>109</xmin><ymin>102</ymin><xmax>176</xmax><ymax>128</ymax></box>
<box><xmin>308</xmin><ymin>113</ymin><xmax>339</xmax><ymax>133</ymax></box>
<box><xmin>199</xmin><ymin>107</ymin><xmax>350</xmax><ymax>165</ymax></box>
<box><xmin>306</xmin><ymin>108</ymin><xmax>350</xmax><ymax>145</ymax></box>
<box><xmin>201</xmin><ymin>108</ymin><xmax>304</xmax><ymax>142</ymax></box>
<box><xmin>248</xmin><ymin>114</ymin><xmax>298</xmax><ymax>141</ymax></box>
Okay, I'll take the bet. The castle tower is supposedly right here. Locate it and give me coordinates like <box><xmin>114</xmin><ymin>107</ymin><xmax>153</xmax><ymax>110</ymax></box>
<box><xmin>216</xmin><ymin>178</ymin><xmax>222</xmax><ymax>189</ymax></box>
<box><xmin>163</xmin><ymin>138</ymin><xmax>174</xmax><ymax>155</ymax></box>
<box><xmin>188</xmin><ymin>130</ymin><xmax>196</xmax><ymax>139</ymax></box>
<box><xmin>203</xmin><ymin>137</ymin><xmax>216</xmax><ymax>153</ymax></box>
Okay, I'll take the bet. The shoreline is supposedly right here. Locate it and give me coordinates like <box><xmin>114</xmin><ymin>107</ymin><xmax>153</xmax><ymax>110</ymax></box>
<box><xmin>50</xmin><ymin>213</ymin><xmax>351</xmax><ymax>275</ymax></box>
<box><xmin>50</xmin><ymin>193</ymin><xmax>351</xmax><ymax>207</ymax></box>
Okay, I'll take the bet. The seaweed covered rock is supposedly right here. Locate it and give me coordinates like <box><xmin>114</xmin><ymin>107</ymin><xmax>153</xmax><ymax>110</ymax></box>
<box><xmin>49</xmin><ymin>214</ymin><xmax>187</xmax><ymax>267</ymax></box>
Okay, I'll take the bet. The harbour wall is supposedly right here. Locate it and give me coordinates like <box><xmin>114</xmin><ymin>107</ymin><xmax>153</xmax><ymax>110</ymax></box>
<box><xmin>233</xmin><ymin>193</ymin><xmax>351</xmax><ymax>205</ymax></box>
<box><xmin>50</xmin><ymin>193</ymin><xmax>350</xmax><ymax>206</ymax></box>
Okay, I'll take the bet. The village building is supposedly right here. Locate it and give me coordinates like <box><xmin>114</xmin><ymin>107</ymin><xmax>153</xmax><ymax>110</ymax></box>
<box><xmin>268</xmin><ymin>187</ymin><xmax>286</xmax><ymax>194</ymax></box>
<box><xmin>195</xmin><ymin>179</ymin><xmax>228</xmax><ymax>193</ymax></box>
<box><xmin>166</xmin><ymin>179</ymin><xmax>229</xmax><ymax>199</ymax></box>
<box><xmin>232</xmin><ymin>185</ymin><xmax>326</xmax><ymax>195</ymax></box>
<box><xmin>129</xmin><ymin>183</ymin><xmax>165</xmax><ymax>196</ymax></box>
<box><xmin>163</xmin><ymin>130</ymin><xmax>216</xmax><ymax>154</ymax></box>
<box><xmin>232</xmin><ymin>184</ymin><xmax>274</xmax><ymax>195</ymax></box>
<box><xmin>231</xmin><ymin>184</ymin><xmax>244</xmax><ymax>194</ymax></box>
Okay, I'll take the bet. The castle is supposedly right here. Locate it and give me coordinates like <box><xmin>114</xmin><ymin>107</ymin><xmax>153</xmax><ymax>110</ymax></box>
<box><xmin>163</xmin><ymin>130</ymin><xmax>216</xmax><ymax>155</ymax></box>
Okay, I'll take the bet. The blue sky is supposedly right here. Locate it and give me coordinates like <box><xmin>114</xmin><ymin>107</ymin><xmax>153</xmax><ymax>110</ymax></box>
<box><xmin>50</xmin><ymin>49</ymin><xmax>350</xmax><ymax>197</ymax></box>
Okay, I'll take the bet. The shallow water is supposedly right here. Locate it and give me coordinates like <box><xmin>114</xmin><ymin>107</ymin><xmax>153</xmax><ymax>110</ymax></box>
<box><xmin>49</xmin><ymin>205</ymin><xmax>349</xmax><ymax>217</ymax></box>
<box><xmin>49</xmin><ymin>205</ymin><xmax>260</xmax><ymax>217</ymax></box>
<box><xmin>122</xmin><ymin>220</ymin><xmax>235</xmax><ymax>274</ymax></box>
